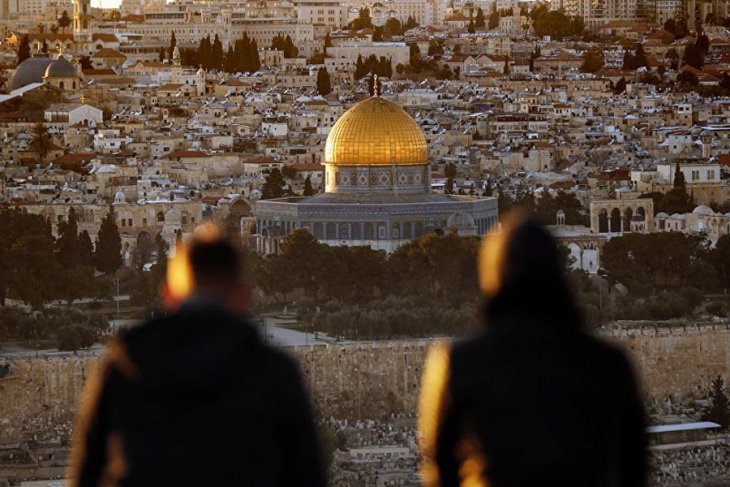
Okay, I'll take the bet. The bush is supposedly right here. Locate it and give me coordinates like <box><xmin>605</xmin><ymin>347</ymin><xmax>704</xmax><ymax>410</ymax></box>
<box><xmin>706</xmin><ymin>302</ymin><xmax>727</xmax><ymax>317</ymax></box>
<box><xmin>56</xmin><ymin>324</ymin><xmax>96</xmax><ymax>351</ymax></box>
<box><xmin>306</xmin><ymin>295</ymin><xmax>477</xmax><ymax>339</ymax></box>
<box><xmin>0</xmin><ymin>306</ymin><xmax>109</xmax><ymax>347</ymax></box>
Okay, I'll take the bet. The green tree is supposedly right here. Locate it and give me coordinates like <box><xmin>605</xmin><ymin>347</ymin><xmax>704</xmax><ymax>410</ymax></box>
<box><xmin>467</xmin><ymin>19</ymin><xmax>475</xmax><ymax>33</ymax></box>
<box><xmin>79</xmin><ymin>56</ymin><xmax>93</xmax><ymax>70</ymax></box>
<box><xmin>317</xmin><ymin>67</ymin><xmax>332</xmax><ymax>95</ymax></box>
<box><xmin>488</xmin><ymin>10</ymin><xmax>500</xmax><ymax>29</ymax></box>
<box><xmin>581</xmin><ymin>46</ymin><xmax>604</xmax><ymax>73</ymax></box>
<box><xmin>262</xmin><ymin>168</ymin><xmax>287</xmax><ymax>199</ymax></box>
<box><xmin>30</xmin><ymin>122</ymin><xmax>53</xmax><ymax>164</ymax></box>
<box><xmin>696</xmin><ymin>31</ymin><xmax>710</xmax><ymax>55</ymax></box>
<box><xmin>0</xmin><ymin>209</ymin><xmax>57</xmax><ymax>306</ymax></box>
<box><xmin>683</xmin><ymin>42</ymin><xmax>705</xmax><ymax>69</ymax></box>
<box><xmin>4</xmin><ymin>231</ymin><xmax>61</xmax><ymax>308</ymax></box>
<box><xmin>530</xmin><ymin>5</ymin><xmax>584</xmax><ymax>40</ymax></box>
<box><xmin>475</xmin><ymin>7</ymin><xmax>486</xmax><ymax>29</ymax></box>
<box><xmin>444</xmin><ymin>163</ymin><xmax>457</xmax><ymax>194</ymax></box>
<box><xmin>428</xmin><ymin>40</ymin><xmax>444</xmax><ymax>56</ymax></box>
<box><xmin>277</xmin><ymin>229</ymin><xmax>327</xmax><ymax>297</ymax></box>
<box><xmin>384</xmin><ymin>17</ymin><xmax>402</xmax><ymax>36</ymax></box>
<box><xmin>614</xmin><ymin>76</ymin><xmax>627</xmax><ymax>94</ymax></box>
<box><xmin>169</xmin><ymin>31</ymin><xmax>177</xmax><ymax>61</ymax></box>
<box><xmin>57</xmin><ymin>322</ymin><xmax>97</xmax><ymax>351</ymax></box>
<box><xmin>712</xmin><ymin>235</ymin><xmax>730</xmax><ymax>290</ymax></box>
<box><xmin>77</xmin><ymin>229</ymin><xmax>94</xmax><ymax>267</ymax></box>
<box><xmin>409</xmin><ymin>42</ymin><xmax>422</xmax><ymax>67</ymax></box>
<box><xmin>56</xmin><ymin>207</ymin><xmax>80</xmax><ymax>267</ymax></box>
<box><xmin>212</xmin><ymin>34</ymin><xmax>224</xmax><ymax>69</ymax></box>
<box><xmin>677</xmin><ymin>70</ymin><xmax>699</xmax><ymax>87</ymax></box>
<box><xmin>17</xmin><ymin>34</ymin><xmax>31</xmax><ymax>66</ymax></box>
<box><xmin>404</xmin><ymin>15</ymin><xmax>419</xmax><ymax>30</ymax></box>
<box><xmin>303</xmin><ymin>175</ymin><xmax>315</xmax><ymax>196</ymax></box>
<box><xmin>702</xmin><ymin>376</ymin><xmax>730</xmax><ymax>429</ymax></box>
<box><xmin>350</xmin><ymin>7</ymin><xmax>374</xmax><ymax>30</ymax></box>
<box><xmin>58</xmin><ymin>10</ymin><xmax>72</xmax><ymax>32</ymax></box>
<box><xmin>95</xmin><ymin>207</ymin><xmax>123</xmax><ymax>275</ymax></box>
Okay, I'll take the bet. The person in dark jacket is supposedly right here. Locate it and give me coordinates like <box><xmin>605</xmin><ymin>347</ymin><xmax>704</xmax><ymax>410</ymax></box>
<box><xmin>70</xmin><ymin>232</ymin><xmax>326</xmax><ymax>487</ymax></box>
<box><xmin>419</xmin><ymin>212</ymin><xmax>647</xmax><ymax>487</ymax></box>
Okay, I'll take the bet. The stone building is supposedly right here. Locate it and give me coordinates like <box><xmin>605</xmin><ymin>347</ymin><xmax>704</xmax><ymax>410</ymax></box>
<box><xmin>253</xmin><ymin>86</ymin><xmax>498</xmax><ymax>254</ymax></box>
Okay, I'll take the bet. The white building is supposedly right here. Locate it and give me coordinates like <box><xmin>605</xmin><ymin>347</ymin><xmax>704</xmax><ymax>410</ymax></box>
<box><xmin>656</xmin><ymin>162</ymin><xmax>722</xmax><ymax>185</ymax></box>
<box><xmin>44</xmin><ymin>103</ymin><xmax>103</xmax><ymax>126</ymax></box>
<box><xmin>295</xmin><ymin>0</ymin><xmax>348</xmax><ymax>28</ymax></box>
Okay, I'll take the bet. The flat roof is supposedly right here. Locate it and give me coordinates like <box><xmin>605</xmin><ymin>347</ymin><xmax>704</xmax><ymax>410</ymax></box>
<box><xmin>647</xmin><ymin>422</ymin><xmax>721</xmax><ymax>434</ymax></box>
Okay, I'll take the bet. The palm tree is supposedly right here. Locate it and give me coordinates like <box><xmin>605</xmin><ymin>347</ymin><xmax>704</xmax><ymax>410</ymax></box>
<box><xmin>30</xmin><ymin>122</ymin><xmax>53</xmax><ymax>164</ymax></box>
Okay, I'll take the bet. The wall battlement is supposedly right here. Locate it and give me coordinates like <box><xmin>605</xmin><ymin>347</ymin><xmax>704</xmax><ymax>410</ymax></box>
<box><xmin>1</xmin><ymin>320</ymin><xmax>729</xmax><ymax>442</ymax></box>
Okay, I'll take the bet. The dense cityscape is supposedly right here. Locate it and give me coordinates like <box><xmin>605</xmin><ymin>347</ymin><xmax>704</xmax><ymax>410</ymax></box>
<box><xmin>0</xmin><ymin>0</ymin><xmax>730</xmax><ymax>485</ymax></box>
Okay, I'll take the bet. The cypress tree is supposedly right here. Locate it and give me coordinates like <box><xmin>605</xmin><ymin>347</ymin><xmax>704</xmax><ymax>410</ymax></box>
<box><xmin>673</xmin><ymin>160</ymin><xmax>686</xmax><ymax>189</ymax></box>
<box><xmin>250</xmin><ymin>39</ymin><xmax>260</xmax><ymax>72</ymax></box>
<box><xmin>475</xmin><ymin>7</ymin><xmax>485</xmax><ymax>29</ymax></box>
<box><xmin>317</xmin><ymin>67</ymin><xmax>332</xmax><ymax>95</ymax></box>
<box><xmin>303</xmin><ymin>175</ymin><xmax>315</xmax><ymax>196</ymax></box>
<box><xmin>17</xmin><ymin>34</ymin><xmax>31</xmax><ymax>65</ymax></box>
<box><xmin>95</xmin><ymin>207</ymin><xmax>123</xmax><ymax>275</ymax></box>
<box><xmin>56</xmin><ymin>207</ymin><xmax>80</xmax><ymax>267</ymax></box>
<box><xmin>169</xmin><ymin>31</ymin><xmax>177</xmax><ymax>61</ymax></box>
<box><xmin>212</xmin><ymin>34</ymin><xmax>224</xmax><ymax>70</ymax></box>
<box><xmin>78</xmin><ymin>229</ymin><xmax>94</xmax><ymax>267</ymax></box>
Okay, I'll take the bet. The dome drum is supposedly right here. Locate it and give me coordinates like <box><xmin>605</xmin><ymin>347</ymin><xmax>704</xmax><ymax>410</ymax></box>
<box><xmin>324</xmin><ymin>164</ymin><xmax>431</xmax><ymax>194</ymax></box>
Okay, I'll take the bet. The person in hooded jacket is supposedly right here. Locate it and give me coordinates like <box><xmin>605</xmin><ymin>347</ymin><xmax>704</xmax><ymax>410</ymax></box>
<box><xmin>69</xmin><ymin>231</ymin><xmax>326</xmax><ymax>487</ymax></box>
<box><xmin>418</xmin><ymin>212</ymin><xmax>647</xmax><ymax>487</ymax></box>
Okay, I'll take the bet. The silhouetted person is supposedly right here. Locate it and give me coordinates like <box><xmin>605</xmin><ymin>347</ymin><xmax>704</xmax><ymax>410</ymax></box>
<box><xmin>419</xmin><ymin>213</ymin><xmax>647</xmax><ymax>487</ymax></box>
<box><xmin>70</xmin><ymin>232</ymin><xmax>325</xmax><ymax>487</ymax></box>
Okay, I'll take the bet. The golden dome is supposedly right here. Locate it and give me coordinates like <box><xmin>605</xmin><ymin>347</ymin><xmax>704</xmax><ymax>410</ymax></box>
<box><xmin>324</xmin><ymin>96</ymin><xmax>428</xmax><ymax>166</ymax></box>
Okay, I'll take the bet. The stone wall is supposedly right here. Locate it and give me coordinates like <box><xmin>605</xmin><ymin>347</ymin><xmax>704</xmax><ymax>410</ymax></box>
<box><xmin>1</xmin><ymin>321</ymin><xmax>729</xmax><ymax>442</ymax></box>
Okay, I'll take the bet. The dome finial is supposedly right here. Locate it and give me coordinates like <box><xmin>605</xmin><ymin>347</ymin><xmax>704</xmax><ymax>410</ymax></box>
<box><xmin>373</xmin><ymin>74</ymin><xmax>380</xmax><ymax>97</ymax></box>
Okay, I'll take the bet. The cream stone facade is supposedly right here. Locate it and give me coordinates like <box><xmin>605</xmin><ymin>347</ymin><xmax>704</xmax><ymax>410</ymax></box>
<box><xmin>590</xmin><ymin>198</ymin><xmax>655</xmax><ymax>234</ymax></box>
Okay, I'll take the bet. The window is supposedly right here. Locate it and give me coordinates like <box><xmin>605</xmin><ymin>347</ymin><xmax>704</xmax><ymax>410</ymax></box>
<box><xmin>708</xmin><ymin>170</ymin><xmax>715</xmax><ymax>180</ymax></box>
<box><xmin>692</xmin><ymin>170</ymin><xmax>700</xmax><ymax>181</ymax></box>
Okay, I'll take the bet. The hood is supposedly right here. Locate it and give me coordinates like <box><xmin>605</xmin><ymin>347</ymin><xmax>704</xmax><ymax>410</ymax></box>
<box><xmin>479</xmin><ymin>212</ymin><xmax>582</xmax><ymax>329</ymax></box>
<box><xmin>114</xmin><ymin>303</ymin><xmax>261</xmax><ymax>396</ymax></box>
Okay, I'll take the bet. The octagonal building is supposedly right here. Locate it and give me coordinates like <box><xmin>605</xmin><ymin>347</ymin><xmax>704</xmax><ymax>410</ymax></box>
<box><xmin>253</xmin><ymin>93</ymin><xmax>498</xmax><ymax>254</ymax></box>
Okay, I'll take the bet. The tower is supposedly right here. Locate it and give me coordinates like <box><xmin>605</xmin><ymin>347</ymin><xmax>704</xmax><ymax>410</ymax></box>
<box><xmin>196</xmin><ymin>66</ymin><xmax>206</xmax><ymax>97</ymax></box>
<box><xmin>73</xmin><ymin>0</ymin><xmax>92</xmax><ymax>36</ymax></box>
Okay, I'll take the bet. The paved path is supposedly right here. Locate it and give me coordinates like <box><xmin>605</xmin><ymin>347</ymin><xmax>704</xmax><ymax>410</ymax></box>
<box><xmin>0</xmin><ymin>316</ymin><xmax>336</xmax><ymax>358</ymax></box>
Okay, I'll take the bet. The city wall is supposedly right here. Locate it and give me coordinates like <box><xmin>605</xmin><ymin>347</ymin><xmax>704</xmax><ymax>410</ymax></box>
<box><xmin>1</xmin><ymin>321</ymin><xmax>729</xmax><ymax>442</ymax></box>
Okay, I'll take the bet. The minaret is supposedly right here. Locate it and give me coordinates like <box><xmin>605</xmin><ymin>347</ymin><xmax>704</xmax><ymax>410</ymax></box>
<box><xmin>74</xmin><ymin>0</ymin><xmax>92</xmax><ymax>39</ymax></box>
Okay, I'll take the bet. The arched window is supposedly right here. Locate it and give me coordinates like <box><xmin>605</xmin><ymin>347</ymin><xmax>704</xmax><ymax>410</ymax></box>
<box><xmin>157</xmin><ymin>211</ymin><xmax>165</xmax><ymax>223</ymax></box>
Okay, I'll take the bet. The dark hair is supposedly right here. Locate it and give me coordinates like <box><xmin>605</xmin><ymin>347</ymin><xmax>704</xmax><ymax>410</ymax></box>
<box><xmin>188</xmin><ymin>239</ymin><xmax>243</xmax><ymax>289</ymax></box>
